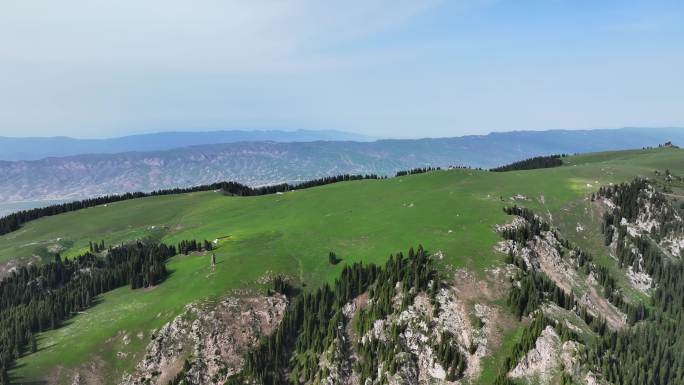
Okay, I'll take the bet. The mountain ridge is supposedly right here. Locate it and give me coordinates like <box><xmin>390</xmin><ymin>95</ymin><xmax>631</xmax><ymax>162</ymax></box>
<box><xmin>0</xmin><ymin>128</ymin><xmax>682</xmax><ymax>204</ymax></box>
<box><xmin>0</xmin><ymin>129</ymin><xmax>373</xmax><ymax>161</ymax></box>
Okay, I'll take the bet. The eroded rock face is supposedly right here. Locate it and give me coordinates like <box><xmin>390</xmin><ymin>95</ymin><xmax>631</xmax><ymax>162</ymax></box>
<box><xmin>120</xmin><ymin>295</ymin><xmax>287</xmax><ymax>385</ymax></box>
<box><xmin>303</xmin><ymin>272</ymin><xmax>501</xmax><ymax>385</ymax></box>
<box><xmin>337</xmin><ymin>286</ymin><xmax>490</xmax><ymax>385</ymax></box>
<box><xmin>626</xmin><ymin>265</ymin><xmax>652</xmax><ymax>294</ymax></box>
<box><xmin>598</xmin><ymin>182</ymin><xmax>684</xmax><ymax>296</ymax></box>
<box><xmin>604</xmin><ymin>183</ymin><xmax>683</xmax><ymax>260</ymax></box>
<box><xmin>509</xmin><ymin>326</ymin><xmax>561</xmax><ymax>383</ymax></box>
<box><xmin>386</xmin><ymin>352</ymin><xmax>418</xmax><ymax>385</ymax></box>
<box><xmin>509</xmin><ymin>326</ymin><xmax>583</xmax><ymax>384</ymax></box>
<box><xmin>500</xmin><ymin>215</ymin><xmax>628</xmax><ymax>330</ymax></box>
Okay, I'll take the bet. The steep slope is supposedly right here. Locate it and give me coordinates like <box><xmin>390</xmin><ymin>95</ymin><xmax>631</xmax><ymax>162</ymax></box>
<box><xmin>0</xmin><ymin>147</ymin><xmax>681</xmax><ymax>385</ymax></box>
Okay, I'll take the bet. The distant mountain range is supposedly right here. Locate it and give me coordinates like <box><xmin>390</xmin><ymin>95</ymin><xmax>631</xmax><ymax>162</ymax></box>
<box><xmin>0</xmin><ymin>129</ymin><xmax>372</xmax><ymax>161</ymax></box>
<box><xmin>0</xmin><ymin>127</ymin><xmax>681</xmax><ymax>204</ymax></box>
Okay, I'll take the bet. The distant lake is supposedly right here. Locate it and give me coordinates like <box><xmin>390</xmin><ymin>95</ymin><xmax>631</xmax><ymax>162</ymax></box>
<box><xmin>0</xmin><ymin>200</ymin><xmax>68</xmax><ymax>217</ymax></box>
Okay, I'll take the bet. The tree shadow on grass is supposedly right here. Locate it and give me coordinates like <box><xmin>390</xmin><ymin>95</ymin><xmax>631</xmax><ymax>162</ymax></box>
<box><xmin>9</xmin><ymin>361</ymin><xmax>48</xmax><ymax>385</ymax></box>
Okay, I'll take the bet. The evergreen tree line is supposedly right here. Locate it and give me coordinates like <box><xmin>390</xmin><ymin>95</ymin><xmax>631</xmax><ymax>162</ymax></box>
<box><xmin>504</xmin><ymin>247</ymin><xmax>611</xmax><ymax>337</ymax></box>
<box><xmin>1</xmin><ymin>170</ymin><xmax>445</xmax><ymax>237</ymax></box>
<box><xmin>433</xmin><ymin>331</ymin><xmax>467</xmax><ymax>381</ymax></box>
<box><xmin>589</xmin><ymin>311</ymin><xmax>684</xmax><ymax>385</ymax></box>
<box><xmin>0</xmin><ymin>167</ymin><xmax>445</xmax><ymax>238</ymax></box>
<box><xmin>490</xmin><ymin>154</ymin><xmax>565</xmax><ymax>172</ymax></box>
<box><xmin>177</xmin><ymin>239</ymin><xmax>213</xmax><ymax>255</ymax></box>
<box><xmin>502</xmin><ymin>206</ymin><xmax>646</xmax><ymax>324</ymax></box>
<box><xmin>289</xmin><ymin>174</ymin><xmax>383</xmax><ymax>191</ymax></box>
<box><xmin>88</xmin><ymin>240</ymin><xmax>106</xmax><ymax>253</ymax></box>
<box><xmin>268</xmin><ymin>275</ymin><xmax>293</xmax><ymax>297</ymax></box>
<box><xmin>589</xmin><ymin>263</ymin><xmax>684</xmax><ymax>385</ymax></box>
<box><xmin>596</xmin><ymin>178</ymin><xmax>682</xmax><ymax>241</ymax></box>
<box><xmin>598</xmin><ymin>179</ymin><xmax>684</xmax><ymax>317</ymax></box>
<box><xmin>219</xmin><ymin>174</ymin><xmax>384</xmax><ymax>197</ymax></box>
<box><xmin>0</xmin><ymin>180</ymin><xmax>236</xmax><ymax>236</ymax></box>
<box><xmin>492</xmin><ymin>205</ymin><xmax>638</xmax><ymax>385</ymax></box>
<box><xmin>0</xmin><ymin>240</ymin><xmax>191</xmax><ymax>382</ymax></box>
<box><xmin>395</xmin><ymin>167</ymin><xmax>441</xmax><ymax>177</ymax></box>
<box><xmin>592</xmin><ymin>298</ymin><xmax>684</xmax><ymax>381</ymax></box>
<box><xmin>225</xmin><ymin>246</ymin><xmax>442</xmax><ymax>385</ymax></box>
<box><xmin>493</xmin><ymin>313</ymin><xmax>578</xmax><ymax>385</ymax></box>
<box><xmin>588</xmin><ymin>179</ymin><xmax>684</xmax><ymax>385</ymax></box>
<box><xmin>351</xmin><ymin>247</ymin><xmax>460</xmax><ymax>382</ymax></box>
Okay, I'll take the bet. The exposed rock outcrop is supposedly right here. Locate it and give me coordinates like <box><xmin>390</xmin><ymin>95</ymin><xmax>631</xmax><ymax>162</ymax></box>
<box><xmin>498</xmin><ymin>215</ymin><xmax>627</xmax><ymax>329</ymax></box>
<box><xmin>120</xmin><ymin>295</ymin><xmax>287</xmax><ymax>385</ymax></box>
<box><xmin>509</xmin><ymin>325</ymin><xmax>587</xmax><ymax>385</ymax></box>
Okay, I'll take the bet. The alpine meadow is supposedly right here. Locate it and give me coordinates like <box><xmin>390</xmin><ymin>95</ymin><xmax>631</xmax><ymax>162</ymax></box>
<box><xmin>0</xmin><ymin>146</ymin><xmax>682</xmax><ymax>385</ymax></box>
<box><xmin>2</xmin><ymin>1</ymin><xmax>684</xmax><ymax>384</ymax></box>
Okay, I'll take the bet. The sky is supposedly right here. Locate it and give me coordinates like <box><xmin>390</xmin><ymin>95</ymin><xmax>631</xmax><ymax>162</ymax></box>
<box><xmin>0</xmin><ymin>0</ymin><xmax>683</xmax><ymax>139</ymax></box>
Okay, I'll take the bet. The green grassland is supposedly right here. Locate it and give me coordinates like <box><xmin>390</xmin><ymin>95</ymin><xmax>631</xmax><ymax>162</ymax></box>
<box><xmin>1</xmin><ymin>147</ymin><xmax>682</xmax><ymax>384</ymax></box>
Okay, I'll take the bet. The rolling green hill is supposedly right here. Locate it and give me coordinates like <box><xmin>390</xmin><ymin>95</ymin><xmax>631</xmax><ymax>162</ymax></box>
<box><xmin>1</xmin><ymin>147</ymin><xmax>682</xmax><ymax>385</ymax></box>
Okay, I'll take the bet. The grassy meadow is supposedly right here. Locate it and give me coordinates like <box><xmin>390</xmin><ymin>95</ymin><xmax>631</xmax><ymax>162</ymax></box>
<box><xmin>1</xmin><ymin>147</ymin><xmax>682</xmax><ymax>384</ymax></box>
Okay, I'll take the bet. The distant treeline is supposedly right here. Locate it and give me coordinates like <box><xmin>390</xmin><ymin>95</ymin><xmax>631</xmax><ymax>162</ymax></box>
<box><xmin>490</xmin><ymin>154</ymin><xmax>566</xmax><ymax>172</ymax></box>
<box><xmin>220</xmin><ymin>173</ymin><xmax>383</xmax><ymax>197</ymax></box>
<box><xmin>0</xmin><ymin>240</ymin><xmax>191</xmax><ymax>381</ymax></box>
<box><xmin>395</xmin><ymin>167</ymin><xmax>441</xmax><ymax>177</ymax></box>
<box><xmin>0</xmin><ymin>182</ymin><xmax>232</xmax><ymax>236</ymax></box>
<box><xmin>0</xmin><ymin>167</ymin><xmax>453</xmax><ymax>237</ymax></box>
<box><xmin>0</xmin><ymin>173</ymin><xmax>396</xmax><ymax>237</ymax></box>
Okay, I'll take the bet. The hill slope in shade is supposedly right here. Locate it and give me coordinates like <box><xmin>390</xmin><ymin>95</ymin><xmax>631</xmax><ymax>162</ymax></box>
<box><xmin>0</xmin><ymin>147</ymin><xmax>681</xmax><ymax>385</ymax></box>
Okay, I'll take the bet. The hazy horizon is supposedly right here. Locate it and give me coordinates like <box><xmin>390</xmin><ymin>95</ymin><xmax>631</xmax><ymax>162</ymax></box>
<box><xmin>1</xmin><ymin>126</ymin><xmax>683</xmax><ymax>141</ymax></box>
<box><xmin>1</xmin><ymin>1</ymin><xmax>683</xmax><ymax>139</ymax></box>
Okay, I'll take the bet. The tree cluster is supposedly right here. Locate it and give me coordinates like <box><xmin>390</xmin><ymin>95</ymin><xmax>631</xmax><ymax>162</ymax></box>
<box><xmin>220</xmin><ymin>174</ymin><xmax>383</xmax><ymax>197</ymax></box>
<box><xmin>502</xmin><ymin>205</ymin><xmax>646</xmax><ymax>324</ymax></box>
<box><xmin>493</xmin><ymin>313</ymin><xmax>578</xmax><ymax>385</ymax></box>
<box><xmin>395</xmin><ymin>167</ymin><xmax>441</xmax><ymax>177</ymax></box>
<box><xmin>268</xmin><ymin>275</ymin><xmax>292</xmax><ymax>297</ymax></box>
<box><xmin>434</xmin><ymin>331</ymin><xmax>467</xmax><ymax>381</ymax></box>
<box><xmin>598</xmin><ymin>178</ymin><xmax>682</xmax><ymax>241</ymax></box>
<box><xmin>588</xmin><ymin>178</ymin><xmax>684</xmax><ymax>385</ymax></box>
<box><xmin>328</xmin><ymin>252</ymin><xmax>340</xmax><ymax>265</ymax></box>
<box><xmin>230</xmin><ymin>246</ymin><xmax>439</xmax><ymax>385</ymax></box>
<box><xmin>490</xmin><ymin>154</ymin><xmax>565</xmax><ymax>172</ymax></box>
<box><xmin>0</xmin><ymin>173</ymin><xmax>391</xmax><ymax>237</ymax></box>
<box><xmin>0</xmin><ymin>240</ymin><xmax>191</xmax><ymax>382</ymax></box>
<box><xmin>177</xmin><ymin>239</ymin><xmax>213</xmax><ymax>255</ymax></box>
<box><xmin>0</xmin><ymin>167</ymin><xmax>445</xmax><ymax>237</ymax></box>
<box><xmin>0</xmin><ymin>181</ymin><xmax>236</xmax><ymax>236</ymax></box>
<box><xmin>89</xmin><ymin>240</ymin><xmax>106</xmax><ymax>253</ymax></box>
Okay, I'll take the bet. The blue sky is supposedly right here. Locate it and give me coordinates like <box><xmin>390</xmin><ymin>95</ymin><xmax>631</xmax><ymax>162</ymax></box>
<box><xmin>0</xmin><ymin>0</ymin><xmax>682</xmax><ymax>138</ymax></box>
